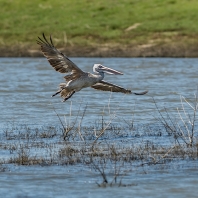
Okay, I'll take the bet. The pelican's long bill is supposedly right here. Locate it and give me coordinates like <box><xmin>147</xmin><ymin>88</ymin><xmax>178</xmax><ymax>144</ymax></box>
<box><xmin>100</xmin><ymin>65</ymin><xmax>123</xmax><ymax>75</ymax></box>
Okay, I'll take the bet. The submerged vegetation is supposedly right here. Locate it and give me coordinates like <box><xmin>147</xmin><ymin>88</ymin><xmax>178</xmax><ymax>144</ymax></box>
<box><xmin>0</xmin><ymin>91</ymin><xmax>198</xmax><ymax>186</ymax></box>
<box><xmin>1</xmin><ymin>0</ymin><xmax>198</xmax><ymax>56</ymax></box>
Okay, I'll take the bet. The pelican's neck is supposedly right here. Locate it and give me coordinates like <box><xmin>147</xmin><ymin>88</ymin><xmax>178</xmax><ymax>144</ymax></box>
<box><xmin>97</xmin><ymin>71</ymin><xmax>104</xmax><ymax>81</ymax></box>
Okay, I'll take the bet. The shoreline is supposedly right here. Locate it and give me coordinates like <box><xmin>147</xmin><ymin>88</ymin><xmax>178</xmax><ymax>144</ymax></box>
<box><xmin>1</xmin><ymin>43</ymin><xmax>198</xmax><ymax>57</ymax></box>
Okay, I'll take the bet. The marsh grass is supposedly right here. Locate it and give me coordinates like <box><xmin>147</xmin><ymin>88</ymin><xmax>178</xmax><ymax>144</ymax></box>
<box><xmin>0</xmin><ymin>91</ymin><xmax>198</xmax><ymax>186</ymax></box>
<box><xmin>153</xmin><ymin>89</ymin><xmax>198</xmax><ymax>148</ymax></box>
<box><xmin>0</xmin><ymin>124</ymin><xmax>197</xmax><ymax>186</ymax></box>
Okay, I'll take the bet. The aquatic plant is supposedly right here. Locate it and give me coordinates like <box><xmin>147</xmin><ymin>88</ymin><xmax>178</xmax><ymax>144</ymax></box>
<box><xmin>153</xmin><ymin>89</ymin><xmax>198</xmax><ymax>148</ymax></box>
<box><xmin>0</xmin><ymin>89</ymin><xmax>198</xmax><ymax>187</ymax></box>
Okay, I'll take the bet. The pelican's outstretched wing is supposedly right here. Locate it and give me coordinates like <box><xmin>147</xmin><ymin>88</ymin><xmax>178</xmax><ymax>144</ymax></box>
<box><xmin>37</xmin><ymin>33</ymin><xmax>84</xmax><ymax>76</ymax></box>
<box><xmin>91</xmin><ymin>80</ymin><xmax>148</xmax><ymax>95</ymax></box>
<box><xmin>91</xmin><ymin>80</ymin><xmax>130</xmax><ymax>94</ymax></box>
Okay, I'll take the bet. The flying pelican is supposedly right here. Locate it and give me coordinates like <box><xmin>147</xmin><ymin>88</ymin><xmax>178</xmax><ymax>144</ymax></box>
<box><xmin>37</xmin><ymin>33</ymin><xmax>148</xmax><ymax>102</ymax></box>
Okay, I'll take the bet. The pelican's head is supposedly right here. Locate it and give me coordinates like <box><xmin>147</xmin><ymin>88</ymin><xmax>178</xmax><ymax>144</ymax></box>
<box><xmin>93</xmin><ymin>64</ymin><xmax>123</xmax><ymax>75</ymax></box>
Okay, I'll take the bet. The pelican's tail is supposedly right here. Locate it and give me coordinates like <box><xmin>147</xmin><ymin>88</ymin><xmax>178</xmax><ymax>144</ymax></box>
<box><xmin>52</xmin><ymin>83</ymin><xmax>75</xmax><ymax>102</ymax></box>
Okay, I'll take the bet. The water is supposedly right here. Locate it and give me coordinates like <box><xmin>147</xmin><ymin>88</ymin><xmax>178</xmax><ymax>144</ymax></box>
<box><xmin>1</xmin><ymin>57</ymin><xmax>198</xmax><ymax>197</ymax></box>
<box><xmin>1</xmin><ymin>57</ymin><xmax>198</xmax><ymax>128</ymax></box>
<box><xmin>0</xmin><ymin>163</ymin><xmax>198</xmax><ymax>198</ymax></box>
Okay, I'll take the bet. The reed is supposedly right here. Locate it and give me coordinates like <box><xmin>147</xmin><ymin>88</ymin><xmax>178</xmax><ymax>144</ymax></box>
<box><xmin>153</xmin><ymin>89</ymin><xmax>198</xmax><ymax>148</ymax></box>
<box><xmin>0</xmin><ymin>90</ymin><xmax>198</xmax><ymax>186</ymax></box>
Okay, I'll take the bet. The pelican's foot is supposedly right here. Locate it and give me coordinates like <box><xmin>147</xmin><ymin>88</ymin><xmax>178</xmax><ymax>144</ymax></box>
<box><xmin>62</xmin><ymin>91</ymin><xmax>75</xmax><ymax>102</ymax></box>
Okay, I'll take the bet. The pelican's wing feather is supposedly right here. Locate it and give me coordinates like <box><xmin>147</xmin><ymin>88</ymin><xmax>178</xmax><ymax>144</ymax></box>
<box><xmin>91</xmin><ymin>80</ymin><xmax>131</xmax><ymax>94</ymax></box>
<box><xmin>37</xmin><ymin>33</ymin><xmax>84</xmax><ymax>75</ymax></box>
<box><xmin>92</xmin><ymin>80</ymin><xmax>148</xmax><ymax>95</ymax></box>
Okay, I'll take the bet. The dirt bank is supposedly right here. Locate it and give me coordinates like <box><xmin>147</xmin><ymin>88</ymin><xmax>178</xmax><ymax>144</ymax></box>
<box><xmin>1</xmin><ymin>43</ymin><xmax>198</xmax><ymax>57</ymax></box>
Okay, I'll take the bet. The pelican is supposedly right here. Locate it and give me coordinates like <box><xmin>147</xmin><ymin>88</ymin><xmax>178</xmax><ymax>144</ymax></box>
<box><xmin>37</xmin><ymin>33</ymin><xmax>148</xmax><ymax>102</ymax></box>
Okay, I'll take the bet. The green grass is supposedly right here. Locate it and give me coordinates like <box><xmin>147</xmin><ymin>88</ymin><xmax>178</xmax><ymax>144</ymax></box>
<box><xmin>1</xmin><ymin>0</ymin><xmax>198</xmax><ymax>47</ymax></box>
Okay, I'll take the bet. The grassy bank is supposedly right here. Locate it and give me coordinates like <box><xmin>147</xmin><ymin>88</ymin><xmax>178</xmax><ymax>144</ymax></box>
<box><xmin>1</xmin><ymin>0</ymin><xmax>198</xmax><ymax>57</ymax></box>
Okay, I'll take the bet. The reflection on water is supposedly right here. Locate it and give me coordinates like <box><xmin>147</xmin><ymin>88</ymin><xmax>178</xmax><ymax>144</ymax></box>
<box><xmin>1</xmin><ymin>57</ymin><xmax>198</xmax><ymax>128</ymax></box>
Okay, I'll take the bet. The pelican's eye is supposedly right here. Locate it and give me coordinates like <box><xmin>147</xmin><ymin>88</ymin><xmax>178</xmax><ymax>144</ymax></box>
<box><xmin>98</xmin><ymin>65</ymin><xmax>103</xmax><ymax>69</ymax></box>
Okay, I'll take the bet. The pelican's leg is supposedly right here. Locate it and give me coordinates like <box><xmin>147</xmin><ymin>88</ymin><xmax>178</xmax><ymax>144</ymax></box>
<box><xmin>52</xmin><ymin>82</ymin><xmax>68</xmax><ymax>97</ymax></box>
<box><xmin>62</xmin><ymin>91</ymin><xmax>75</xmax><ymax>102</ymax></box>
<box><xmin>51</xmin><ymin>90</ymin><xmax>62</xmax><ymax>97</ymax></box>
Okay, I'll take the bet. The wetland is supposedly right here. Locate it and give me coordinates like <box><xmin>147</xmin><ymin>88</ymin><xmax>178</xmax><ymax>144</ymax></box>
<box><xmin>0</xmin><ymin>57</ymin><xmax>198</xmax><ymax>197</ymax></box>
